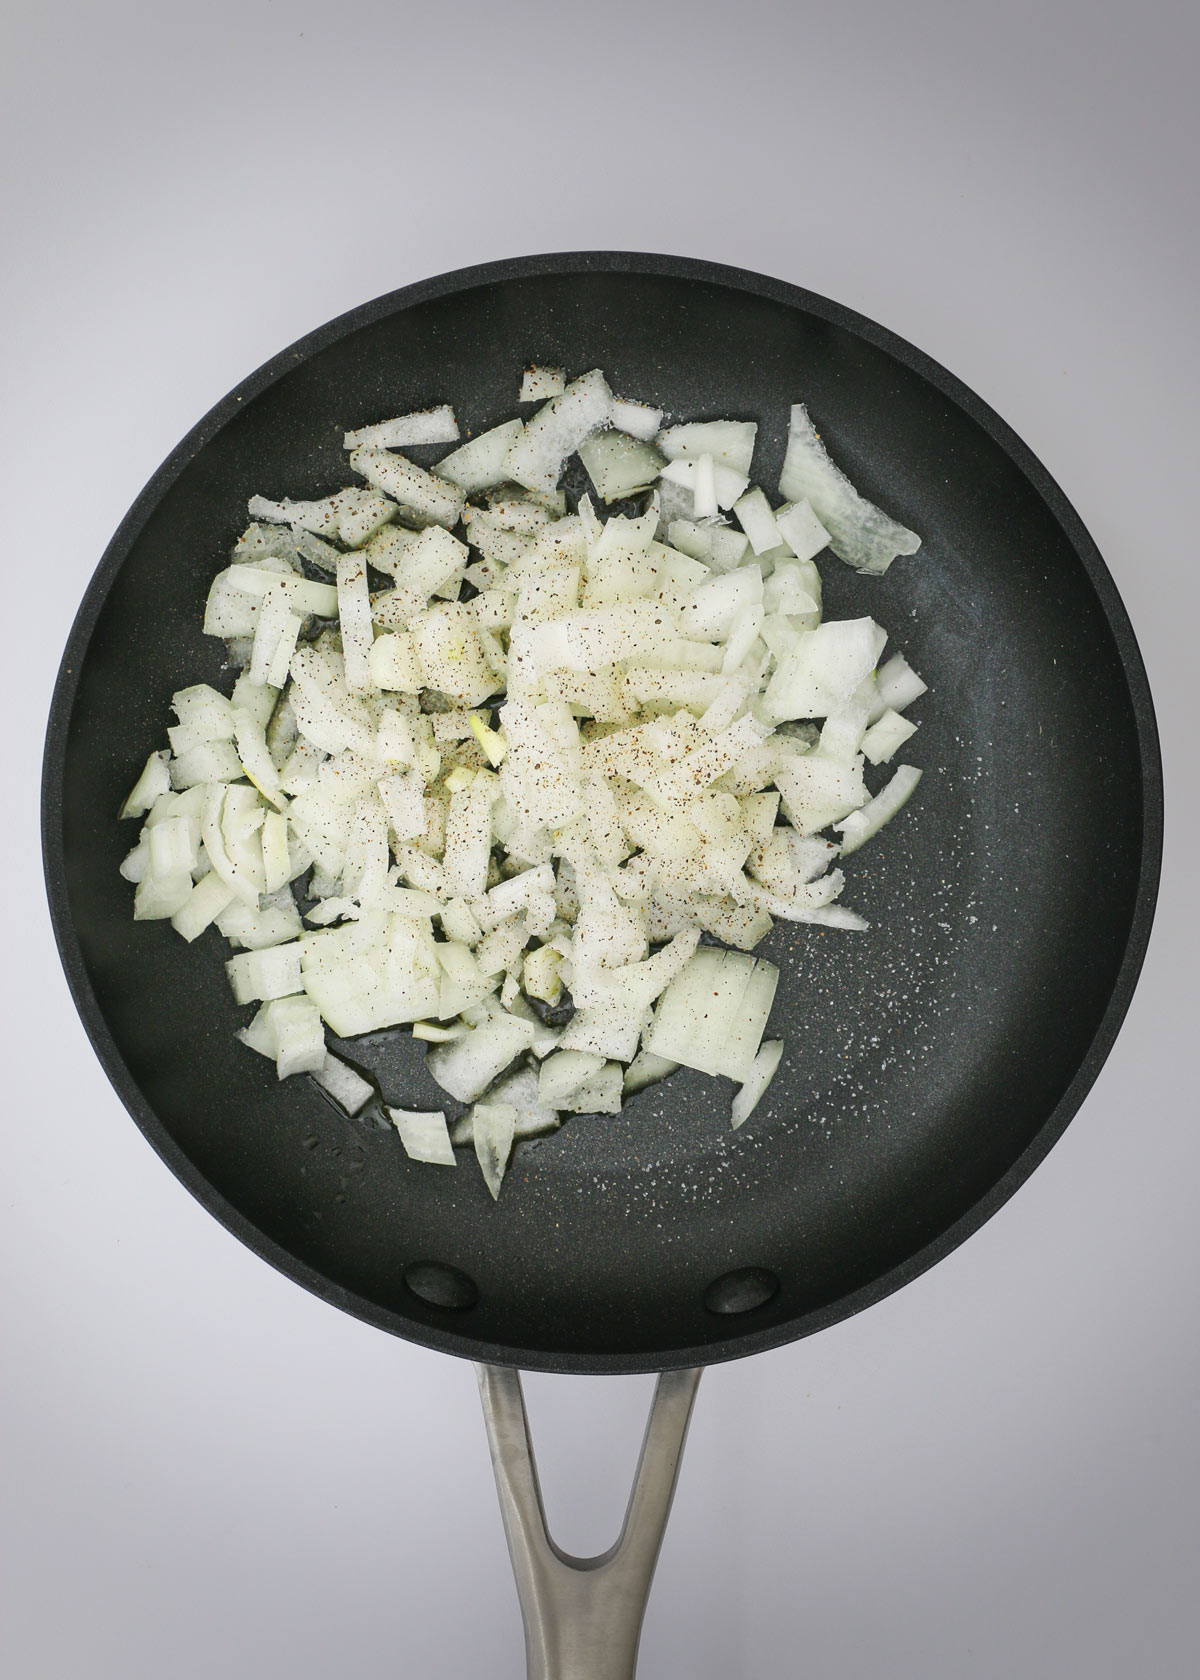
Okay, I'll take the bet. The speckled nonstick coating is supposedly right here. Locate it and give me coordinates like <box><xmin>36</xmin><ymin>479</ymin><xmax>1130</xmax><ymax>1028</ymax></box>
<box><xmin>42</xmin><ymin>253</ymin><xmax>1162</xmax><ymax>1374</ymax></box>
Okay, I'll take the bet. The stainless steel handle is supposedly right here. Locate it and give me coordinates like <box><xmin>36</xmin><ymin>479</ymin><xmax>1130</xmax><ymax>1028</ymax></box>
<box><xmin>476</xmin><ymin>1364</ymin><xmax>704</xmax><ymax>1680</ymax></box>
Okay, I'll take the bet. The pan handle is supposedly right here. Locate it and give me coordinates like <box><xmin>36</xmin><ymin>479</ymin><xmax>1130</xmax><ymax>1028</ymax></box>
<box><xmin>476</xmin><ymin>1364</ymin><xmax>703</xmax><ymax>1680</ymax></box>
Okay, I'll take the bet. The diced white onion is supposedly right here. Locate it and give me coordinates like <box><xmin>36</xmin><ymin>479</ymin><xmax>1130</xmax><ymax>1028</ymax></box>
<box><xmin>861</xmin><ymin>708</ymin><xmax>918</xmax><ymax>764</ymax></box>
<box><xmin>123</xmin><ymin>364</ymin><xmax>933</xmax><ymax>1198</ymax></box>
<box><xmin>314</xmin><ymin>1053</ymin><xmax>374</xmax><ymax>1116</ymax></box>
<box><xmin>120</xmin><ymin>750</ymin><xmax>171</xmax><ymax>819</ymax></box>
<box><xmin>343</xmin><ymin>406</ymin><xmax>459</xmax><ymax>450</ymax></box>
<box><xmin>731</xmin><ymin>1039</ymin><xmax>784</xmax><ymax>1128</ymax></box>
<box><xmin>778</xmin><ymin>404</ymin><xmax>920</xmax><ymax>575</ymax></box>
<box><xmin>349</xmin><ymin>448</ymin><xmax>465</xmax><ymax>529</ymax></box>
<box><xmin>657</xmin><ymin>420</ymin><xmax>757</xmax><ymax>476</ymax></box>
<box><xmin>435</xmin><ymin>420</ymin><xmax>525</xmax><ymax>493</ymax></box>
<box><xmin>472</xmin><ymin>1101</ymin><xmax>516</xmax><ymax>1198</ymax></box>
<box><xmin>733</xmin><ymin>487</ymin><xmax>783</xmax><ymax>556</ymax></box>
<box><xmin>610</xmin><ymin>398</ymin><xmax>663</xmax><ymax>441</ymax></box>
<box><xmin>519</xmin><ymin>366</ymin><xmax>566</xmax><ymax>401</ymax></box>
<box><xmin>388</xmin><ymin>1106</ymin><xmax>456</xmax><ymax>1166</ymax></box>
<box><xmin>834</xmin><ymin>764</ymin><xmax>922</xmax><ymax>855</ymax></box>
<box><xmin>774</xmin><ymin>499</ymin><xmax>831</xmax><ymax>564</ymax></box>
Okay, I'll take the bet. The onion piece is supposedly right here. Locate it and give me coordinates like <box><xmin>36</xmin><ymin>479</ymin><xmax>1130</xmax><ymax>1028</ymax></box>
<box><xmin>622</xmin><ymin>1050</ymin><xmax>679</xmax><ymax>1095</ymax></box>
<box><xmin>227</xmin><ymin>564</ymin><xmax>338</xmax><ymax>620</ymax></box>
<box><xmin>348</xmin><ymin>447</ymin><xmax>464</xmax><ymax>529</ymax></box>
<box><xmin>435</xmin><ymin>420</ymin><xmax>524</xmax><ymax>494</ymax></box>
<box><xmin>659</xmin><ymin>455</ymin><xmax>749</xmax><ymax>512</ymax></box>
<box><xmin>336</xmin><ymin>553</ymin><xmax>374</xmax><ymax>693</ymax></box>
<box><xmin>452</xmin><ymin>1066</ymin><xmax>559</xmax><ymax>1148</ymax></box>
<box><xmin>261</xmin><ymin>810</ymin><xmax>292</xmax><ymax>894</ymax></box>
<box><xmin>523</xmin><ymin>943</ymin><xmax>563</xmax><ymax>1004</ymax></box>
<box><xmin>247</xmin><ymin>487</ymin><xmax>394</xmax><ymax>547</ymax></box>
<box><xmin>411</xmin><ymin>604</ymin><xmax>499</xmax><ymax>708</ymax></box>
<box><xmin>425</xmin><ymin>1012</ymin><xmax>537</xmax><ymax>1102</ymax></box>
<box><xmin>343</xmin><ymin>406</ymin><xmax>459</xmax><ymax>449</ymax></box>
<box><xmin>834</xmin><ymin>764</ymin><xmax>922</xmax><ymax>855</ymax></box>
<box><xmin>226</xmin><ymin>942</ymin><xmax>303</xmax><ymax>1005</ymax></box>
<box><xmin>869</xmin><ymin>653</ymin><xmax>928</xmax><ymax>719</ymax></box>
<box><xmin>201</xmin><ymin>785</ymin><xmax>260</xmax><ymax>905</ymax></box>
<box><xmin>473</xmin><ymin>1102</ymin><xmax>516</xmax><ymax>1199</ymax></box>
<box><xmin>558</xmin><ymin>1062</ymin><xmax>623</xmax><ymax>1115</ymax></box>
<box><xmin>388</xmin><ymin>1106</ymin><xmax>456</xmax><ymax>1166</ymax></box>
<box><xmin>611</xmin><ymin>398</ymin><xmax>663</xmax><ymax>441</ymax></box>
<box><xmin>692</xmin><ymin>453</ymin><xmax>718</xmax><ymax>520</ymax></box>
<box><xmin>731</xmin><ymin>1039</ymin><xmax>783</xmax><ymax>1129</ymax></box>
<box><xmin>120</xmin><ymin>750</ymin><xmax>171</xmax><ymax>818</ymax></box>
<box><xmin>170</xmin><ymin>871</ymin><xmax>236</xmax><ymax>942</ymax></box>
<box><xmin>763</xmin><ymin>618</ymin><xmax>885</xmax><ymax>723</ymax></box>
<box><xmin>520</xmin><ymin>366</ymin><xmax>566</xmax><ymax>401</ymax></box>
<box><xmin>644</xmin><ymin>947</ymin><xmax>778</xmax><ymax>1082</ymax></box>
<box><xmin>369</xmin><ymin>632</ymin><xmax>422</xmax><ymax>694</ymax></box>
<box><xmin>657</xmin><ymin>420</ymin><xmax>757</xmax><ymax>476</ymax></box>
<box><xmin>538</xmin><ymin>1049</ymin><xmax>605</xmax><ymax>1107</ymax></box>
<box><xmin>778</xmin><ymin>404</ymin><xmax>920</xmax><ymax>575</ymax></box>
<box><xmin>503</xmin><ymin>368</ymin><xmax>613</xmax><ymax>494</ymax></box>
<box><xmin>774</xmin><ymin>498</ymin><xmax>831</xmax><ymax>564</ymax></box>
<box><xmin>861</xmin><ymin>708</ymin><xmax>918</xmax><ymax>765</ymax></box>
<box><xmin>216</xmin><ymin>888</ymin><xmax>302</xmax><ymax>949</ymax></box>
<box><xmin>266</xmin><ymin>994</ymin><xmax>327</xmax><ymax>1079</ymax></box>
<box><xmin>577</xmin><ymin>431</ymin><xmax>666</xmax><ymax>503</ymax></box>
<box><xmin>133</xmin><ymin>870</ymin><xmax>194</xmax><ymax>920</ymax></box>
<box><xmin>773</xmin><ymin>755</ymin><xmax>867</xmax><ymax>836</ymax></box>
<box><xmin>313</xmin><ymin>1053</ymin><xmax>374</xmax><ymax>1116</ymax></box>
<box><xmin>733</xmin><ymin>488</ymin><xmax>783</xmax><ymax>556</ymax></box>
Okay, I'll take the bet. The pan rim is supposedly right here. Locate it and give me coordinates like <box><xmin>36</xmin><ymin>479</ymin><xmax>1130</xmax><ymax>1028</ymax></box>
<box><xmin>41</xmin><ymin>249</ymin><xmax>1164</xmax><ymax>1375</ymax></box>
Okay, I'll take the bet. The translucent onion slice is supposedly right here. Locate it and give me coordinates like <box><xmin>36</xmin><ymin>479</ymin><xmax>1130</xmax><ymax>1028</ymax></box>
<box><xmin>778</xmin><ymin>403</ymin><xmax>920</xmax><ymax>575</ymax></box>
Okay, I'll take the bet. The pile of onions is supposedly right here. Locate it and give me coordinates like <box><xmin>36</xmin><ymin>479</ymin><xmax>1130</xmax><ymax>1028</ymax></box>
<box><xmin>120</xmin><ymin>365</ymin><xmax>926</xmax><ymax>1198</ymax></box>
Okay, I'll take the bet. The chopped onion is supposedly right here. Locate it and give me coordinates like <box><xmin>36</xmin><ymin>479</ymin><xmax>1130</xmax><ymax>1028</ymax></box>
<box><xmin>122</xmin><ymin>363</ymin><xmax>932</xmax><ymax>1200</ymax></box>
<box><xmin>425</xmin><ymin>1012</ymin><xmax>537</xmax><ymax>1102</ymax></box>
<box><xmin>504</xmin><ymin>369</ymin><xmax>613</xmax><ymax>494</ymax></box>
<box><xmin>559</xmin><ymin>1061</ymin><xmax>623</xmax><ymax>1115</ymax></box>
<box><xmin>774</xmin><ymin>499</ymin><xmax>831</xmax><ymax>564</ymax></box>
<box><xmin>657</xmin><ymin>420</ymin><xmax>757</xmax><ymax>476</ymax></box>
<box><xmin>834</xmin><ymin>764</ymin><xmax>922</xmax><ymax>855</ymax></box>
<box><xmin>388</xmin><ymin>1105</ymin><xmax>456</xmax><ymax>1166</ymax></box>
<box><xmin>733</xmin><ymin>488</ymin><xmax>783</xmax><ymax>556</ymax></box>
<box><xmin>349</xmin><ymin>447</ymin><xmax>464</xmax><ymax>529</ymax></box>
<box><xmin>731</xmin><ymin>1039</ymin><xmax>783</xmax><ymax>1129</ymax></box>
<box><xmin>436</xmin><ymin>420</ymin><xmax>525</xmax><ymax>494</ymax></box>
<box><xmin>247</xmin><ymin>486</ymin><xmax>394</xmax><ymax>548</ymax></box>
<box><xmin>578</xmin><ymin>431</ymin><xmax>666</xmax><ymax>502</ymax></box>
<box><xmin>226</xmin><ymin>942</ymin><xmax>303</xmax><ymax>1005</ymax></box>
<box><xmin>622</xmin><ymin>1050</ymin><xmax>679</xmax><ymax>1095</ymax></box>
<box><xmin>538</xmin><ymin>1049</ymin><xmax>605</xmax><ymax>1106</ymax></box>
<box><xmin>778</xmin><ymin>404</ymin><xmax>920</xmax><ymax>575</ymax></box>
<box><xmin>611</xmin><ymin>398</ymin><xmax>663</xmax><ymax>441</ymax></box>
<box><xmin>870</xmin><ymin>653</ymin><xmax>928</xmax><ymax>718</ymax></box>
<box><xmin>336</xmin><ymin>554</ymin><xmax>374</xmax><ymax>693</ymax></box>
<box><xmin>472</xmin><ymin>1101</ymin><xmax>516</xmax><ymax>1199</ymax></box>
<box><xmin>343</xmin><ymin>406</ymin><xmax>459</xmax><ymax>450</ymax></box>
<box><xmin>659</xmin><ymin>454</ymin><xmax>749</xmax><ymax>512</ymax></box>
<box><xmin>120</xmin><ymin>750</ymin><xmax>171</xmax><ymax>818</ymax></box>
<box><xmin>519</xmin><ymin>366</ymin><xmax>566</xmax><ymax>401</ymax></box>
<box><xmin>861</xmin><ymin>708</ymin><xmax>918</xmax><ymax>764</ymax></box>
<box><xmin>267</xmin><ymin>994</ymin><xmax>327</xmax><ymax>1079</ymax></box>
<box><xmin>314</xmin><ymin>1052</ymin><xmax>374</xmax><ymax>1116</ymax></box>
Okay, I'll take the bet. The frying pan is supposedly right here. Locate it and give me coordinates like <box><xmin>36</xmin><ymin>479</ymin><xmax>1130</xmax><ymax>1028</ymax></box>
<box><xmin>42</xmin><ymin>252</ymin><xmax>1162</xmax><ymax>1679</ymax></box>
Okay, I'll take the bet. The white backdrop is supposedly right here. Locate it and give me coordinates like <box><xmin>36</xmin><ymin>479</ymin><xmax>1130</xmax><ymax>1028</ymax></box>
<box><xmin>3</xmin><ymin>3</ymin><xmax>1196</xmax><ymax>1676</ymax></box>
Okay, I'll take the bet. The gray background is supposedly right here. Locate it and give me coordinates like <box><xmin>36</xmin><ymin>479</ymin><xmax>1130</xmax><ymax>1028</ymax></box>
<box><xmin>2</xmin><ymin>2</ymin><xmax>1196</xmax><ymax>1675</ymax></box>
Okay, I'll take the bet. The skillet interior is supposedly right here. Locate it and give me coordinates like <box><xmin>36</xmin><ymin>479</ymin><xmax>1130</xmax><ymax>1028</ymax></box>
<box><xmin>43</xmin><ymin>254</ymin><xmax>1160</xmax><ymax>1373</ymax></box>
